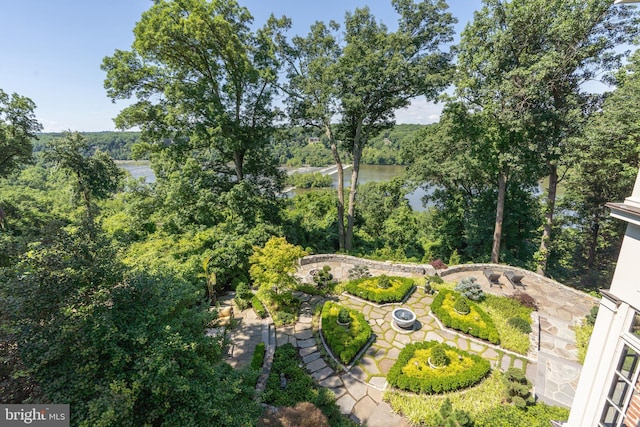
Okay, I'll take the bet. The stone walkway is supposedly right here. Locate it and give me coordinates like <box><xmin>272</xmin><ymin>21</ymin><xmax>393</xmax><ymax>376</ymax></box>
<box><xmin>223</xmin><ymin>261</ymin><xmax>597</xmax><ymax>426</ymax></box>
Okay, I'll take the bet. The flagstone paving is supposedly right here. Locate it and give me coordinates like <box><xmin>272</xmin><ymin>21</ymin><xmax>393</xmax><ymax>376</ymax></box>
<box><xmin>226</xmin><ymin>261</ymin><xmax>597</xmax><ymax>426</ymax></box>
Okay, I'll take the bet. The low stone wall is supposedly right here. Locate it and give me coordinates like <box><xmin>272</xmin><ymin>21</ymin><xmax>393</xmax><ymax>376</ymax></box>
<box><xmin>299</xmin><ymin>254</ymin><xmax>436</xmax><ymax>281</ymax></box>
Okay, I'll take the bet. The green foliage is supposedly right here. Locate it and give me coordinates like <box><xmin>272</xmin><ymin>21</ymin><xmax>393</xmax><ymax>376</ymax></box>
<box><xmin>507</xmin><ymin>317</ymin><xmax>532</xmax><ymax>334</ymax></box>
<box><xmin>433</xmin><ymin>398</ymin><xmax>474</xmax><ymax>427</ymax></box>
<box><xmin>348</xmin><ymin>264</ymin><xmax>371</xmax><ymax>280</ymax></box>
<box><xmin>249</xmin><ymin>236</ymin><xmax>307</xmax><ymax>297</ymax></box>
<box><xmin>337</xmin><ymin>308</ymin><xmax>352</xmax><ymax>325</ymax></box>
<box><xmin>34</xmin><ymin>131</ymin><xmax>141</xmax><ymax>160</ymax></box>
<box><xmin>286</xmin><ymin>172</ymin><xmax>332</xmax><ymax>188</ymax></box>
<box><xmin>263</xmin><ymin>344</ymin><xmax>357</xmax><ymax>427</ymax></box>
<box><xmin>251</xmin><ymin>342</ymin><xmax>266</xmax><ymax>371</ymax></box>
<box><xmin>474</xmin><ymin>403</ymin><xmax>569</xmax><ymax>427</ymax></box>
<box><xmin>387</xmin><ymin>341</ymin><xmax>491</xmax><ymax>394</ymax></box>
<box><xmin>455</xmin><ymin>276</ymin><xmax>484</xmax><ymax>301</ymax></box>
<box><xmin>344</xmin><ymin>276</ymin><xmax>415</xmax><ymax>304</ymax></box>
<box><xmin>430</xmin><ymin>344</ymin><xmax>450</xmax><ymax>368</ymax></box>
<box><xmin>454</xmin><ymin>297</ymin><xmax>471</xmax><ymax>315</ymax></box>
<box><xmin>586</xmin><ymin>305</ymin><xmax>599</xmax><ymax>326</ymax></box>
<box><xmin>480</xmin><ymin>295</ymin><xmax>532</xmax><ymax>355</ymax></box>
<box><xmin>251</xmin><ymin>296</ymin><xmax>268</xmax><ymax>319</ymax></box>
<box><xmin>431</xmin><ymin>290</ymin><xmax>500</xmax><ymax>345</ymax></box>
<box><xmin>448</xmin><ymin>248</ymin><xmax>461</xmax><ymax>266</ymax></box>
<box><xmin>503</xmin><ymin>368</ymin><xmax>534</xmax><ymax>408</ymax></box>
<box><xmin>377</xmin><ymin>274</ymin><xmax>392</xmax><ymax>289</ymax></box>
<box><xmin>234</xmin><ymin>282</ymin><xmax>253</xmax><ymax>311</ymax></box>
<box><xmin>312</xmin><ymin>265</ymin><xmax>334</xmax><ymax>287</ymax></box>
<box><xmin>428</xmin><ymin>274</ymin><xmax>444</xmax><ymax>285</ymax></box>
<box><xmin>321</xmin><ymin>302</ymin><xmax>372</xmax><ymax>365</ymax></box>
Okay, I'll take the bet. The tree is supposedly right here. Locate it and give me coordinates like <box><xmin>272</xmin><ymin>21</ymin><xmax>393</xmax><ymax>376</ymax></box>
<box><xmin>44</xmin><ymin>132</ymin><xmax>123</xmax><ymax>236</ymax></box>
<box><xmin>102</xmin><ymin>0</ymin><xmax>283</xmax><ymax>194</ymax></box>
<box><xmin>455</xmin><ymin>0</ymin><xmax>638</xmax><ymax>270</ymax></box>
<box><xmin>335</xmin><ymin>0</ymin><xmax>455</xmax><ymax>250</ymax></box>
<box><xmin>249</xmin><ymin>236</ymin><xmax>307</xmax><ymax>297</ymax></box>
<box><xmin>0</xmin><ymin>89</ymin><xmax>42</xmax><ymax>230</ymax></box>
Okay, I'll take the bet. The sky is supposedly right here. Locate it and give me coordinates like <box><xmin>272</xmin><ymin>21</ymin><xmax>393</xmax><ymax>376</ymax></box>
<box><xmin>0</xmin><ymin>1</ymin><xmax>484</xmax><ymax>132</ymax></box>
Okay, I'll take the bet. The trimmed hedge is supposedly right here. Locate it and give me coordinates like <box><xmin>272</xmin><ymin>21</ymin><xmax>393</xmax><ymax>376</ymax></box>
<box><xmin>344</xmin><ymin>276</ymin><xmax>415</xmax><ymax>303</ymax></box>
<box><xmin>252</xmin><ymin>296</ymin><xmax>267</xmax><ymax>318</ymax></box>
<box><xmin>251</xmin><ymin>342</ymin><xmax>266</xmax><ymax>371</ymax></box>
<box><xmin>432</xmin><ymin>289</ymin><xmax>500</xmax><ymax>345</ymax></box>
<box><xmin>387</xmin><ymin>341</ymin><xmax>491</xmax><ymax>393</ymax></box>
<box><xmin>321</xmin><ymin>301</ymin><xmax>373</xmax><ymax>364</ymax></box>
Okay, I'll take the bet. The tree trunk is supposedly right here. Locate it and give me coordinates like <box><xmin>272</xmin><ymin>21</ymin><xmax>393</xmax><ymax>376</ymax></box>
<box><xmin>587</xmin><ymin>211</ymin><xmax>601</xmax><ymax>270</ymax></box>
<box><xmin>537</xmin><ymin>164</ymin><xmax>558</xmax><ymax>276</ymax></box>
<box><xmin>345</xmin><ymin>147</ymin><xmax>360</xmax><ymax>251</ymax></box>
<box><xmin>326</xmin><ymin>124</ymin><xmax>345</xmax><ymax>251</ymax></box>
<box><xmin>491</xmin><ymin>171</ymin><xmax>507</xmax><ymax>263</ymax></box>
<box><xmin>0</xmin><ymin>204</ymin><xmax>7</xmax><ymax>231</ymax></box>
<box><xmin>233</xmin><ymin>151</ymin><xmax>244</xmax><ymax>182</ymax></box>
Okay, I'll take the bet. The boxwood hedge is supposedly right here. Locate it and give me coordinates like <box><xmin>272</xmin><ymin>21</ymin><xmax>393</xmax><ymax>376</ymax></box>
<box><xmin>387</xmin><ymin>341</ymin><xmax>491</xmax><ymax>393</ymax></box>
<box><xmin>432</xmin><ymin>289</ymin><xmax>500</xmax><ymax>345</ymax></box>
<box><xmin>321</xmin><ymin>301</ymin><xmax>373</xmax><ymax>364</ymax></box>
<box><xmin>344</xmin><ymin>276</ymin><xmax>415</xmax><ymax>303</ymax></box>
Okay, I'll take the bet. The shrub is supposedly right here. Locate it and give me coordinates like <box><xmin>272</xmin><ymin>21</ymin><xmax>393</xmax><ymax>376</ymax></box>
<box><xmin>234</xmin><ymin>282</ymin><xmax>254</xmax><ymax>310</ymax></box>
<box><xmin>348</xmin><ymin>264</ymin><xmax>371</xmax><ymax>280</ymax></box>
<box><xmin>586</xmin><ymin>305</ymin><xmax>599</xmax><ymax>326</ymax></box>
<box><xmin>387</xmin><ymin>341</ymin><xmax>491</xmax><ymax>393</ymax></box>
<box><xmin>576</xmin><ymin>320</ymin><xmax>594</xmax><ymax>364</ymax></box>
<box><xmin>433</xmin><ymin>399</ymin><xmax>473</xmax><ymax>427</ymax></box>
<box><xmin>427</xmin><ymin>274</ymin><xmax>444</xmax><ymax>285</ymax></box>
<box><xmin>508</xmin><ymin>292</ymin><xmax>538</xmax><ymax>310</ymax></box>
<box><xmin>503</xmin><ymin>368</ymin><xmax>534</xmax><ymax>408</ymax></box>
<box><xmin>251</xmin><ymin>342</ymin><xmax>266</xmax><ymax>371</ymax></box>
<box><xmin>431</xmin><ymin>290</ymin><xmax>500</xmax><ymax>345</ymax></box>
<box><xmin>252</xmin><ymin>296</ymin><xmax>267</xmax><ymax>318</ymax></box>
<box><xmin>321</xmin><ymin>302</ymin><xmax>372</xmax><ymax>364</ymax></box>
<box><xmin>344</xmin><ymin>276</ymin><xmax>414</xmax><ymax>303</ymax></box>
<box><xmin>312</xmin><ymin>265</ymin><xmax>334</xmax><ymax>287</ymax></box>
<box><xmin>337</xmin><ymin>308</ymin><xmax>351</xmax><ymax>325</ymax></box>
<box><xmin>430</xmin><ymin>345</ymin><xmax>450</xmax><ymax>367</ymax></box>
<box><xmin>448</xmin><ymin>249</ymin><xmax>461</xmax><ymax>266</ymax></box>
<box><xmin>430</xmin><ymin>259</ymin><xmax>448</xmax><ymax>270</ymax></box>
<box><xmin>377</xmin><ymin>274</ymin><xmax>391</xmax><ymax>289</ymax></box>
<box><xmin>455</xmin><ymin>276</ymin><xmax>484</xmax><ymax>301</ymax></box>
<box><xmin>507</xmin><ymin>317</ymin><xmax>532</xmax><ymax>334</ymax></box>
<box><xmin>454</xmin><ymin>297</ymin><xmax>471</xmax><ymax>315</ymax></box>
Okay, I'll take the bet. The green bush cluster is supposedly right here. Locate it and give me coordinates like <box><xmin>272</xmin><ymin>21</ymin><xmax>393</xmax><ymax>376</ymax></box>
<box><xmin>321</xmin><ymin>301</ymin><xmax>372</xmax><ymax>364</ymax></box>
<box><xmin>455</xmin><ymin>276</ymin><xmax>485</xmax><ymax>301</ymax></box>
<box><xmin>252</xmin><ymin>296</ymin><xmax>267</xmax><ymax>318</ymax></box>
<box><xmin>432</xmin><ymin>290</ymin><xmax>500</xmax><ymax>345</ymax></box>
<box><xmin>387</xmin><ymin>341</ymin><xmax>491</xmax><ymax>393</ymax></box>
<box><xmin>285</xmin><ymin>172</ymin><xmax>333</xmax><ymax>189</ymax></box>
<box><xmin>503</xmin><ymin>368</ymin><xmax>535</xmax><ymax>408</ymax></box>
<box><xmin>433</xmin><ymin>399</ymin><xmax>473</xmax><ymax>427</ymax></box>
<box><xmin>344</xmin><ymin>276</ymin><xmax>414</xmax><ymax>303</ymax></box>
<box><xmin>430</xmin><ymin>344</ymin><xmax>450</xmax><ymax>367</ymax></box>
<box><xmin>251</xmin><ymin>342</ymin><xmax>266</xmax><ymax>371</ymax></box>
<box><xmin>234</xmin><ymin>283</ymin><xmax>254</xmax><ymax>310</ymax></box>
<box><xmin>454</xmin><ymin>297</ymin><xmax>471</xmax><ymax>315</ymax></box>
<box><xmin>507</xmin><ymin>317</ymin><xmax>532</xmax><ymax>334</ymax></box>
<box><xmin>263</xmin><ymin>344</ymin><xmax>356</xmax><ymax>427</ymax></box>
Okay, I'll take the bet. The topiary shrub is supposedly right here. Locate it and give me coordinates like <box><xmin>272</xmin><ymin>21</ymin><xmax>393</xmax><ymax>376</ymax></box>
<box><xmin>433</xmin><ymin>398</ymin><xmax>473</xmax><ymax>427</ymax></box>
<box><xmin>348</xmin><ymin>264</ymin><xmax>371</xmax><ymax>280</ymax></box>
<box><xmin>454</xmin><ymin>297</ymin><xmax>471</xmax><ymax>315</ymax></box>
<box><xmin>387</xmin><ymin>341</ymin><xmax>491</xmax><ymax>393</ymax></box>
<box><xmin>337</xmin><ymin>308</ymin><xmax>351</xmax><ymax>325</ymax></box>
<box><xmin>429</xmin><ymin>344</ymin><xmax>450</xmax><ymax>367</ymax></box>
<box><xmin>503</xmin><ymin>368</ymin><xmax>534</xmax><ymax>408</ymax></box>
<box><xmin>508</xmin><ymin>292</ymin><xmax>538</xmax><ymax>310</ymax></box>
<box><xmin>313</xmin><ymin>265</ymin><xmax>334</xmax><ymax>287</ymax></box>
<box><xmin>455</xmin><ymin>276</ymin><xmax>484</xmax><ymax>301</ymax></box>
<box><xmin>377</xmin><ymin>274</ymin><xmax>392</xmax><ymax>289</ymax></box>
<box><xmin>507</xmin><ymin>317</ymin><xmax>532</xmax><ymax>334</ymax></box>
<box><xmin>321</xmin><ymin>302</ymin><xmax>372</xmax><ymax>364</ymax></box>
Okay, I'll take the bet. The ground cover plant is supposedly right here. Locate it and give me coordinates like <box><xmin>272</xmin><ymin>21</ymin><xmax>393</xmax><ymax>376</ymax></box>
<box><xmin>344</xmin><ymin>275</ymin><xmax>415</xmax><ymax>303</ymax></box>
<box><xmin>480</xmin><ymin>294</ymin><xmax>534</xmax><ymax>355</ymax></box>
<box><xmin>321</xmin><ymin>301</ymin><xmax>373</xmax><ymax>364</ymax></box>
<box><xmin>431</xmin><ymin>289</ymin><xmax>500</xmax><ymax>344</ymax></box>
<box><xmin>262</xmin><ymin>344</ymin><xmax>357</xmax><ymax>427</ymax></box>
<box><xmin>386</xmin><ymin>341</ymin><xmax>491</xmax><ymax>393</ymax></box>
<box><xmin>385</xmin><ymin>370</ymin><xmax>569</xmax><ymax>426</ymax></box>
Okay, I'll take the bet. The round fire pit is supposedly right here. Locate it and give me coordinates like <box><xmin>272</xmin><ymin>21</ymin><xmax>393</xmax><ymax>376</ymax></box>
<box><xmin>392</xmin><ymin>308</ymin><xmax>416</xmax><ymax>329</ymax></box>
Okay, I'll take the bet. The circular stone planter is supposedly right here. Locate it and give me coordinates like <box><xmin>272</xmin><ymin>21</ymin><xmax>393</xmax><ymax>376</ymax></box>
<box><xmin>392</xmin><ymin>308</ymin><xmax>416</xmax><ymax>329</ymax></box>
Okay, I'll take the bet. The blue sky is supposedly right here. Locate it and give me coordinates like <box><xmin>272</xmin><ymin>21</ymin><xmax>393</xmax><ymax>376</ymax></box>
<box><xmin>0</xmin><ymin>1</ymin><xmax>483</xmax><ymax>132</ymax></box>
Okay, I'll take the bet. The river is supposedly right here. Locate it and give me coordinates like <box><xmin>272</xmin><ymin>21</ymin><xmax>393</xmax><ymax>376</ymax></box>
<box><xmin>117</xmin><ymin>161</ymin><xmax>432</xmax><ymax>211</ymax></box>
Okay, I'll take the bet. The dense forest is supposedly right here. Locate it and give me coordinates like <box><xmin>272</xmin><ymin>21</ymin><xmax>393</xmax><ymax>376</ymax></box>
<box><xmin>2</xmin><ymin>0</ymin><xmax>640</xmax><ymax>425</ymax></box>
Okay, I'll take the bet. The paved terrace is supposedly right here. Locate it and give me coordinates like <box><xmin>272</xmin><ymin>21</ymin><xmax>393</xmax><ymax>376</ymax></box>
<box><xmin>224</xmin><ymin>256</ymin><xmax>598</xmax><ymax>426</ymax></box>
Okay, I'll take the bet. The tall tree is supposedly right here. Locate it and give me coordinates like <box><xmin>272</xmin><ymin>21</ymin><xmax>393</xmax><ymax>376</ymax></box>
<box><xmin>456</xmin><ymin>0</ymin><xmax>638</xmax><ymax>270</ymax></box>
<box><xmin>0</xmin><ymin>89</ymin><xmax>42</xmax><ymax>230</ymax></box>
<box><xmin>335</xmin><ymin>0</ymin><xmax>455</xmax><ymax>250</ymax></box>
<box><xmin>102</xmin><ymin>0</ymin><xmax>282</xmax><ymax>190</ymax></box>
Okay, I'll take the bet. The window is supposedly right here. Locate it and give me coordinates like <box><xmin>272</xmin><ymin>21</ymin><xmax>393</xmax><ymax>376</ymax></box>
<box><xmin>599</xmin><ymin>345</ymin><xmax>640</xmax><ymax>427</ymax></box>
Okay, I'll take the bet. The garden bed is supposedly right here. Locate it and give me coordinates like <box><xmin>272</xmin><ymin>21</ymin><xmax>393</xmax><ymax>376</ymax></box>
<box><xmin>344</xmin><ymin>275</ymin><xmax>415</xmax><ymax>303</ymax></box>
<box><xmin>387</xmin><ymin>341</ymin><xmax>491</xmax><ymax>393</ymax></box>
<box><xmin>431</xmin><ymin>289</ymin><xmax>500</xmax><ymax>345</ymax></box>
<box><xmin>321</xmin><ymin>301</ymin><xmax>373</xmax><ymax>365</ymax></box>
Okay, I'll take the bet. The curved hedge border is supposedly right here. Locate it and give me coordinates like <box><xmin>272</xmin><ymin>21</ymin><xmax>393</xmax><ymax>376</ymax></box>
<box><xmin>432</xmin><ymin>289</ymin><xmax>500</xmax><ymax>345</ymax></box>
<box><xmin>321</xmin><ymin>301</ymin><xmax>373</xmax><ymax>364</ymax></box>
<box><xmin>387</xmin><ymin>341</ymin><xmax>491</xmax><ymax>393</ymax></box>
<box><xmin>344</xmin><ymin>276</ymin><xmax>415</xmax><ymax>303</ymax></box>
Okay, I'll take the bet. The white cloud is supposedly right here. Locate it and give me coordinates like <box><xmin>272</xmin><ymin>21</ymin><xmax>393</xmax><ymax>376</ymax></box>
<box><xmin>395</xmin><ymin>96</ymin><xmax>443</xmax><ymax>124</ymax></box>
